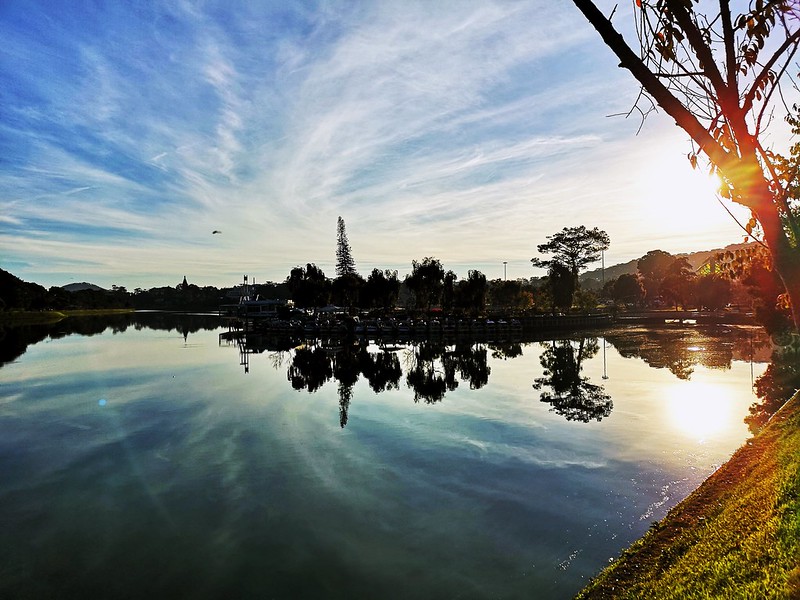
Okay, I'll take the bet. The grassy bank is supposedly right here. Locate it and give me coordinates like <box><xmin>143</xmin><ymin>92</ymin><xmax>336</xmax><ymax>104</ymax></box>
<box><xmin>576</xmin><ymin>390</ymin><xmax>800</xmax><ymax>599</ymax></box>
<box><xmin>0</xmin><ymin>308</ymin><xmax>134</xmax><ymax>325</ymax></box>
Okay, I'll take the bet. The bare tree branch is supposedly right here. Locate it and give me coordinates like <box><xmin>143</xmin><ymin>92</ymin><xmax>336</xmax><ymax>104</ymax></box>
<box><xmin>719</xmin><ymin>0</ymin><xmax>739</xmax><ymax>92</ymax></box>
<box><xmin>744</xmin><ymin>28</ymin><xmax>800</xmax><ymax>114</ymax></box>
<box><xmin>572</xmin><ymin>0</ymin><xmax>738</xmax><ymax>177</ymax></box>
<box><xmin>754</xmin><ymin>40</ymin><xmax>799</xmax><ymax>135</ymax></box>
<box><xmin>665</xmin><ymin>0</ymin><xmax>732</xmax><ymax>108</ymax></box>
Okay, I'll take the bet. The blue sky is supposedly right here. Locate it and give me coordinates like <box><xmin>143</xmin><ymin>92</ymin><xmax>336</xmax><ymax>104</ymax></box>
<box><xmin>1</xmin><ymin>0</ymin><xmax>766</xmax><ymax>289</ymax></box>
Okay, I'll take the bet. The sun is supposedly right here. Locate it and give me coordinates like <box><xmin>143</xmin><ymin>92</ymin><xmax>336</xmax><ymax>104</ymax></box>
<box><xmin>634</xmin><ymin>146</ymin><xmax>750</xmax><ymax>241</ymax></box>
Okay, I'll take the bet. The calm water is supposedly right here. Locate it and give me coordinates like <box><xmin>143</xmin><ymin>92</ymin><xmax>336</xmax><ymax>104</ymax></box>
<box><xmin>0</xmin><ymin>315</ymin><xmax>768</xmax><ymax>599</ymax></box>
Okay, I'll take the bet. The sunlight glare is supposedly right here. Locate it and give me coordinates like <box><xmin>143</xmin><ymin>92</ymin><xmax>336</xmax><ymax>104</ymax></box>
<box><xmin>633</xmin><ymin>144</ymin><xmax>749</xmax><ymax>240</ymax></box>
<box><xmin>665</xmin><ymin>381</ymin><xmax>734</xmax><ymax>441</ymax></box>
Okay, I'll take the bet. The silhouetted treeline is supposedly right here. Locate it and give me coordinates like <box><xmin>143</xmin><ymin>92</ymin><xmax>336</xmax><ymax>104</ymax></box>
<box><xmin>3</xmin><ymin>239</ymin><xmax>792</xmax><ymax>321</ymax></box>
<box><xmin>0</xmin><ymin>269</ymin><xmax>133</xmax><ymax>311</ymax></box>
<box><xmin>0</xmin><ymin>269</ymin><xmax>289</xmax><ymax>312</ymax></box>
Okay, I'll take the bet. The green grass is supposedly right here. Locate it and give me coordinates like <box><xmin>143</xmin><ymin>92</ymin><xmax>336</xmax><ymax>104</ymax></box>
<box><xmin>576</xmin><ymin>390</ymin><xmax>800</xmax><ymax>599</ymax></box>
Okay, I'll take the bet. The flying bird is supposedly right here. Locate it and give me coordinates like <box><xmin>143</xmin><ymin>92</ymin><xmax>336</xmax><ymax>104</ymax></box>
<box><xmin>212</xmin><ymin>230</ymin><xmax>222</xmax><ymax>234</ymax></box>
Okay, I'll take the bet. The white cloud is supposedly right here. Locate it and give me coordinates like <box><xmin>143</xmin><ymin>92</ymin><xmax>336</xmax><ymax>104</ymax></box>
<box><xmin>1</xmin><ymin>0</ymin><xmax>769</xmax><ymax>288</ymax></box>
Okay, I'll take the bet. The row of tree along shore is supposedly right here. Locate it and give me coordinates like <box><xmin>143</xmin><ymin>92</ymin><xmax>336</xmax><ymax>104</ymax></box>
<box><xmin>0</xmin><ymin>223</ymin><xmax>792</xmax><ymax>336</ymax></box>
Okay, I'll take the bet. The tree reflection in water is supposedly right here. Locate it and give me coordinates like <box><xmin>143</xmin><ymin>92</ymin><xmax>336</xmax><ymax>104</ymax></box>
<box><xmin>332</xmin><ymin>343</ymin><xmax>362</xmax><ymax>428</ymax></box>
<box><xmin>361</xmin><ymin>348</ymin><xmax>402</xmax><ymax>394</ymax></box>
<box><xmin>532</xmin><ymin>337</ymin><xmax>612</xmax><ymax>422</ymax></box>
<box><xmin>1</xmin><ymin>312</ymin><xmax>224</xmax><ymax>368</ymax></box>
<box><xmin>447</xmin><ymin>343</ymin><xmax>491</xmax><ymax>390</ymax></box>
<box><xmin>288</xmin><ymin>346</ymin><xmax>334</xmax><ymax>393</ymax></box>
<box><xmin>277</xmin><ymin>329</ymin><xmax>760</xmax><ymax>425</ymax></box>
<box><xmin>747</xmin><ymin>333</ymin><xmax>800</xmax><ymax>432</ymax></box>
<box><xmin>488</xmin><ymin>341</ymin><xmax>523</xmax><ymax>360</ymax></box>
<box><xmin>605</xmin><ymin>328</ymin><xmax>701</xmax><ymax>379</ymax></box>
<box><xmin>404</xmin><ymin>342</ymin><xmax>490</xmax><ymax>404</ymax></box>
<box><xmin>603</xmin><ymin>325</ymin><xmax>767</xmax><ymax>380</ymax></box>
<box><xmin>601</xmin><ymin>324</ymin><xmax>799</xmax><ymax>433</ymax></box>
<box><xmin>281</xmin><ymin>340</ymin><xmax>492</xmax><ymax>418</ymax></box>
<box><xmin>284</xmin><ymin>341</ymin><xmax>405</xmax><ymax>426</ymax></box>
<box><xmin>240</xmin><ymin>323</ymin><xmax>779</xmax><ymax>428</ymax></box>
<box><xmin>8</xmin><ymin>315</ymin><xmax>786</xmax><ymax>431</ymax></box>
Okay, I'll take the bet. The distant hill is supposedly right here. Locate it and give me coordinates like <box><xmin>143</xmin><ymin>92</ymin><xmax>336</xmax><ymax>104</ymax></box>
<box><xmin>580</xmin><ymin>242</ymin><xmax>755</xmax><ymax>289</ymax></box>
<box><xmin>580</xmin><ymin>258</ymin><xmax>639</xmax><ymax>287</ymax></box>
<box><xmin>62</xmin><ymin>282</ymin><xmax>106</xmax><ymax>293</ymax></box>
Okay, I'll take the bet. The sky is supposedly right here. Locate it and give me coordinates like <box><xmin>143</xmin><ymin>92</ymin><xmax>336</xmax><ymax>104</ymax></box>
<box><xmin>0</xmin><ymin>0</ymin><xmax>778</xmax><ymax>290</ymax></box>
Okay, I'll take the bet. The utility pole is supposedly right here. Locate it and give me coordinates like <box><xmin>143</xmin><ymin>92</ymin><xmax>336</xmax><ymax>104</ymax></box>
<box><xmin>601</xmin><ymin>250</ymin><xmax>605</xmax><ymax>287</ymax></box>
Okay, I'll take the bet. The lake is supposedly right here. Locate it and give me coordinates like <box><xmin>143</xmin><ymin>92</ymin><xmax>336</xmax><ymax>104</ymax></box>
<box><xmin>0</xmin><ymin>314</ymin><xmax>768</xmax><ymax>599</ymax></box>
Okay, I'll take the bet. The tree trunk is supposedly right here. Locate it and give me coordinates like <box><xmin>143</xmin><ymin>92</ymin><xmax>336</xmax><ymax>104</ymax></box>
<box><xmin>571</xmin><ymin>0</ymin><xmax>800</xmax><ymax>331</ymax></box>
<box><xmin>754</xmin><ymin>198</ymin><xmax>800</xmax><ymax>329</ymax></box>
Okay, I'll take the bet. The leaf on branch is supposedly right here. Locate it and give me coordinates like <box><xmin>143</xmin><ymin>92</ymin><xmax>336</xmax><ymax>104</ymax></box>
<box><xmin>742</xmin><ymin>45</ymin><xmax>758</xmax><ymax>67</ymax></box>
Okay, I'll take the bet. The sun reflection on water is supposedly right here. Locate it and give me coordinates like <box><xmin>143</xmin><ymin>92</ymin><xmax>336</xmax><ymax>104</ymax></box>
<box><xmin>665</xmin><ymin>381</ymin><xmax>736</xmax><ymax>441</ymax></box>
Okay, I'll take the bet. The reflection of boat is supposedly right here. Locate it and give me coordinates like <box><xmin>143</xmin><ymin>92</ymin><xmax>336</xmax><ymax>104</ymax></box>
<box><xmin>381</xmin><ymin>344</ymin><xmax>407</xmax><ymax>352</ymax></box>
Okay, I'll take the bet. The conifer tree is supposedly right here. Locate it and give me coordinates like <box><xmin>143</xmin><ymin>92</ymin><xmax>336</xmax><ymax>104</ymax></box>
<box><xmin>335</xmin><ymin>216</ymin><xmax>356</xmax><ymax>277</ymax></box>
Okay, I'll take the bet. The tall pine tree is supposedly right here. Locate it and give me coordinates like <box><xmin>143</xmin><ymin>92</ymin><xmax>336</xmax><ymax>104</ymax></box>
<box><xmin>335</xmin><ymin>216</ymin><xmax>356</xmax><ymax>277</ymax></box>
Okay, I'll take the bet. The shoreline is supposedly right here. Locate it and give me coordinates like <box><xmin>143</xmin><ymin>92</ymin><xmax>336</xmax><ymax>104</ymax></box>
<box><xmin>0</xmin><ymin>308</ymin><xmax>135</xmax><ymax>325</ymax></box>
<box><xmin>575</xmin><ymin>390</ymin><xmax>800</xmax><ymax>599</ymax></box>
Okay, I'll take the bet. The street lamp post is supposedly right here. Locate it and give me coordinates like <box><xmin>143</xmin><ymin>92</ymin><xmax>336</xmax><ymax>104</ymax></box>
<box><xmin>601</xmin><ymin>250</ymin><xmax>605</xmax><ymax>287</ymax></box>
<box><xmin>503</xmin><ymin>261</ymin><xmax>507</xmax><ymax>281</ymax></box>
<box><xmin>600</xmin><ymin>250</ymin><xmax>606</xmax><ymax>287</ymax></box>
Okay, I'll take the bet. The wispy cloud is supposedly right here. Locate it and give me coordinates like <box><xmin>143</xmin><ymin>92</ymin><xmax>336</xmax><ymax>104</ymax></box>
<box><xmin>0</xmin><ymin>0</ymin><xmax>763</xmax><ymax>288</ymax></box>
